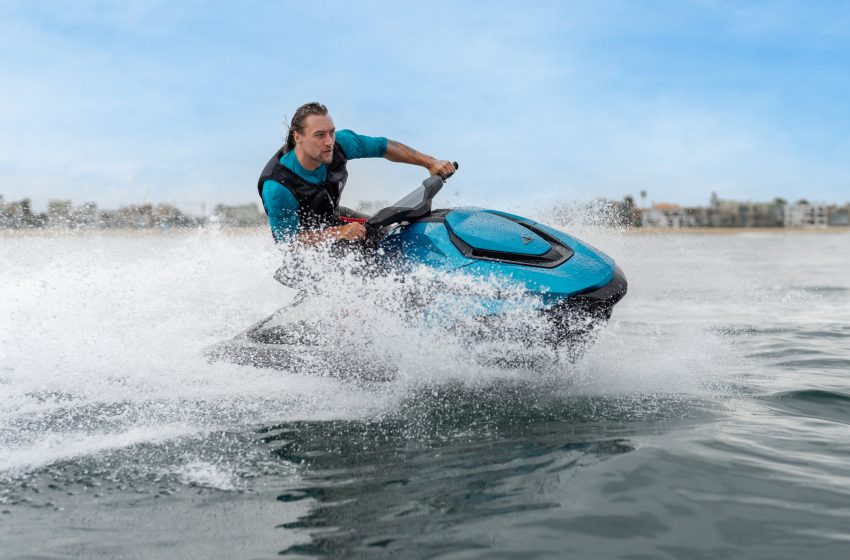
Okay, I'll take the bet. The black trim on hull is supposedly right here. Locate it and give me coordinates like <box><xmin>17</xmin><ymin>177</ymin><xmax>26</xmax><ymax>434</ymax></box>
<box><xmin>570</xmin><ymin>264</ymin><xmax>629</xmax><ymax>318</ymax></box>
<box><xmin>547</xmin><ymin>264</ymin><xmax>628</xmax><ymax>326</ymax></box>
<box><xmin>541</xmin><ymin>265</ymin><xmax>628</xmax><ymax>351</ymax></box>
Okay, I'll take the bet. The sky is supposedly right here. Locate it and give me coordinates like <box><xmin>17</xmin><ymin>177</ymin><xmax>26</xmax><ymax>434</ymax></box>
<box><xmin>1</xmin><ymin>0</ymin><xmax>849</xmax><ymax>213</ymax></box>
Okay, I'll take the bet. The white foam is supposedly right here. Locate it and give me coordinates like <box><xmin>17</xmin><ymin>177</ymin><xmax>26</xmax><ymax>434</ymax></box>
<box><xmin>0</xmin><ymin>425</ymin><xmax>193</xmax><ymax>475</ymax></box>
<box><xmin>175</xmin><ymin>459</ymin><xmax>238</xmax><ymax>490</ymax></box>
<box><xmin>4</xmin><ymin>223</ymin><xmax>794</xmax><ymax>476</ymax></box>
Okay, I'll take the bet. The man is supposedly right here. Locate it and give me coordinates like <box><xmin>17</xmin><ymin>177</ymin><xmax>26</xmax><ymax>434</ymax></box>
<box><xmin>258</xmin><ymin>102</ymin><xmax>456</xmax><ymax>244</ymax></box>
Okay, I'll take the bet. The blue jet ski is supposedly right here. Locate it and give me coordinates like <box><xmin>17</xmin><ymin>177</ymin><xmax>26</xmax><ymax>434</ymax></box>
<box><xmin>208</xmin><ymin>164</ymin><xmax>627</xmax><ymax>375</ymax></box>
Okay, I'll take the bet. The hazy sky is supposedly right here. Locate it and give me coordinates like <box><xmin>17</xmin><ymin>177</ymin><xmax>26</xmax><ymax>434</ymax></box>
<box><xmin>2</xmin><ymin>1</ymin><xmax>849</xmax><ymax>212</ymax></box>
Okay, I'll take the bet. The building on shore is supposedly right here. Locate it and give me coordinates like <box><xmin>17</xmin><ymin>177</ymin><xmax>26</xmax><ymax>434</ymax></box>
<box><xmin>634</xmin><ymin>194</ymin><xmax>841</xmax><ymax>228</ymax></box>
<box><xmin>641</xmin><ymin>203</ymin><xmax>683</xmax><ymax>227</ymax></box>
<box><xmin>784</xmin><ymin>199</ymin><xmax>828</xmax><ymax>227</ymax></box>
<box><xmin>828</xmin><ymin>204</ymin><xmax>850</xmax><ymax>226</ymax></box>
<box><xmin>706</xmin><ymin>193</ymin><xmax>787</xmax><ymax>227</ymax></box>
<box><xmin>210</xmin><ymin>203</ymin><xmax>265</xmax><ymax>227</ymax></box>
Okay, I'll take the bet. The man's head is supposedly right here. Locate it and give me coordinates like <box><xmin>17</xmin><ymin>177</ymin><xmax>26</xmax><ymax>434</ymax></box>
<box><xmin>286</xmin><ymin>102</ymin><xmax>335</xmax><ymax>168</ymax></box>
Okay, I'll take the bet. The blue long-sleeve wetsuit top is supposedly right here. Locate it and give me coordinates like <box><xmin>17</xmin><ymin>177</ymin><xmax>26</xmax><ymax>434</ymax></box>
<box><xmin>261</xmin><ymin>129</ymin><xmax>388</xmax><ymax>243</ymax></box>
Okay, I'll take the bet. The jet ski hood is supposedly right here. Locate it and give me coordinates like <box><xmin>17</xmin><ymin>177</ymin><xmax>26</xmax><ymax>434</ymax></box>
<box><xmin>445</xmin><ymin>210</ymin><xmax>550</xmax><ymax>256</ymax></box>
<box><xmin>444</xmin><ymin>209</ymin><xmax>574</xmax><ymax>269</ymax></box>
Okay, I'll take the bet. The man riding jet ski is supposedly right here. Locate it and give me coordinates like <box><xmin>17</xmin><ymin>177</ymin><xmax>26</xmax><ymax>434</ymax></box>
<box><xmin>208</xmin><ymin>167</ymin><xmax>628</xmax><ymax>377</ymax></box>
<box><xmin>208</xmin><ymin>101</ymin><xmax>626</xmax><ymax>376</ymax></box>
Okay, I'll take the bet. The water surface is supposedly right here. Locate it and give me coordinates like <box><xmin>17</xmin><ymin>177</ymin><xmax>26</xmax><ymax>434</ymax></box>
<box><xmin>2</xmin><ymin>228</ymin><xmax>849</xmax><ymax>559</ymax></box>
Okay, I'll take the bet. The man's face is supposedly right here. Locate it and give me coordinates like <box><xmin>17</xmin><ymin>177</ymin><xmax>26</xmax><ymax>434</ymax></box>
<box><xmin>295</xmin><ymin>114</ymin><xmax>335</xmax><ymax>166</ymax></box>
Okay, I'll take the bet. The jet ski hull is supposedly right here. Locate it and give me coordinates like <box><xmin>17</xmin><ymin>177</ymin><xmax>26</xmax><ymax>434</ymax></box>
<box><xmin>209</xmin><ymin>174</ymin><xmax>627</xmax><ymax>374</ymax></box>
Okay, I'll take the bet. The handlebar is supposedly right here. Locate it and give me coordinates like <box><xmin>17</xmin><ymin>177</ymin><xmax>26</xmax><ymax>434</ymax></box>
<box><xmin>442</xmin><ymin>161</ymin><xmax>459</xmax><ymax>180</ymax></box>
<box><xmin>354</xmin><ymin>161</ymin><xmax>461</xmax><ymax>248</ymax></box>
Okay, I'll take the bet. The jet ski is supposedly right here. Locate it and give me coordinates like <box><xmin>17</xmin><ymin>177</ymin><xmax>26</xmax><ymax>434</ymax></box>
<box><xmin>207</xmin><ymin>164</ymin><xmax>627</xmax><ymax>377</ymax></box>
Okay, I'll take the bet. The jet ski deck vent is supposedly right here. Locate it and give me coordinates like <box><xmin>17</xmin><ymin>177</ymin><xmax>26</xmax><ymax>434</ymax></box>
<box><xmin>445</xmin><ymin>213</ymin><xmax>574</xmax><ymax>268</ymax></box>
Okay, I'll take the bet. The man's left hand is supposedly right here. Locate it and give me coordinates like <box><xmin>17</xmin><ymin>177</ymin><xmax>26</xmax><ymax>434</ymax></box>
<box><xmin>428</xmin><ymin>159</ymin><xmax>456</xmax><ymax>179</ymax></box>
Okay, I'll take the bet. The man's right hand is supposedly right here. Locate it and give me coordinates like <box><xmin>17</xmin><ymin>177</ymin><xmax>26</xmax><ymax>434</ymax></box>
<box><xmin>332</xmin><ymin>222</ymin><xmax>367</xmax><ymax>241</ymax></box>
<box><xmin>427</xmin><ymin>159</ymin><xmax>457</xmax><ymax>179</ymax></box>
<box><xmin>293</xmin><ymin>222</ymin><xmax>367</xmax><ymax>246</ymax></box>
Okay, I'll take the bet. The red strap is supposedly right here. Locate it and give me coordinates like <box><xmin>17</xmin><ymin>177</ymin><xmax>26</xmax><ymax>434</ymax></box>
<box><xmin>339</xmin><ymin>216</ymin><xmax>368</xmax><ymax>224</ymax></box>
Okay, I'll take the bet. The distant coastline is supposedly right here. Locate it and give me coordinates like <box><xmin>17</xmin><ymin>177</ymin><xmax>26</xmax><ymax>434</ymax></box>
<box><xmin>0</xmin><ymin>225</ymin><xmax>267</xmax><ymax>238</ymax></box>
<box><xmin>3</xmin><ymin>192</ymin><xmax>850</xmax><ymax>232</ymax></box>
<box><xmin>632</xmin><ymin>226</ymin><xmax>850</xmax><ymax>235</ymax></box>
<box><xmin>4</xmin><ymin>225</ymin><xmax>849</xmax><ymax>239</ymax></box>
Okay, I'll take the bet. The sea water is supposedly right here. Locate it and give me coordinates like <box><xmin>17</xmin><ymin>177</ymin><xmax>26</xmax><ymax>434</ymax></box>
<box><xmin>1</xmin><ymin>226</ymin><xmax>849</xmax><ymax>559</ymax></box>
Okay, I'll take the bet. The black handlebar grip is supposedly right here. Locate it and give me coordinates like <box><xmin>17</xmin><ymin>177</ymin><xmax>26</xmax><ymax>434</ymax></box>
<box><xmin>443</xmin><ymin>161</ymin><xmax>459</xmax><ymax>180</ymax></box>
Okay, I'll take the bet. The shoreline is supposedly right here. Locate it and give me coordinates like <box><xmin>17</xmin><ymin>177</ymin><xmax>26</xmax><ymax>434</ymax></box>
<box><xmin>631</xmin><ymin>226</ymin><xmax>850</xmax><ymax>235</ymax></box>
<box><xmin>2</xmin><ymin>225</ymin><xmax>849</xmax><ymax>238</ymax></box>
<box><xmin>0</xmin><ymin>226</ymin><xmax>267</xmax><ymax>238</ymax></box>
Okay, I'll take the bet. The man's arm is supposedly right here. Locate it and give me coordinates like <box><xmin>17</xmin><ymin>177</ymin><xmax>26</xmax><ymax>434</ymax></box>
<box><xmin>384</xmin><ymin>140</ymin><xmax>456</xmax><ymax>178</ymax></box>
<box><xmin>263</xmin><ymin>181</ymin><xmax>366</xmax><ymax>245</ymax></box>
<box><xmin>262</xmin><ymin>181</ymin><xmax>301</xmax><ymax>243</ymax></box>
<box><xmin>293</xmin><ymin>222</ymin><xmax>366</xmax><ymax>246</ymax></box>
<box><xmin>335</xmin><ymin>129</ymin><xmax>454</xmax><ymax>177</ymax></box>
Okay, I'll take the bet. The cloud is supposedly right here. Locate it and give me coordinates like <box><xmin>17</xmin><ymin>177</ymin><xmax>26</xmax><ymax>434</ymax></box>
<box><xmin>2</xmin><ymin>0</ymin><xmax>850</xmax><ymax>212</ymax></box>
